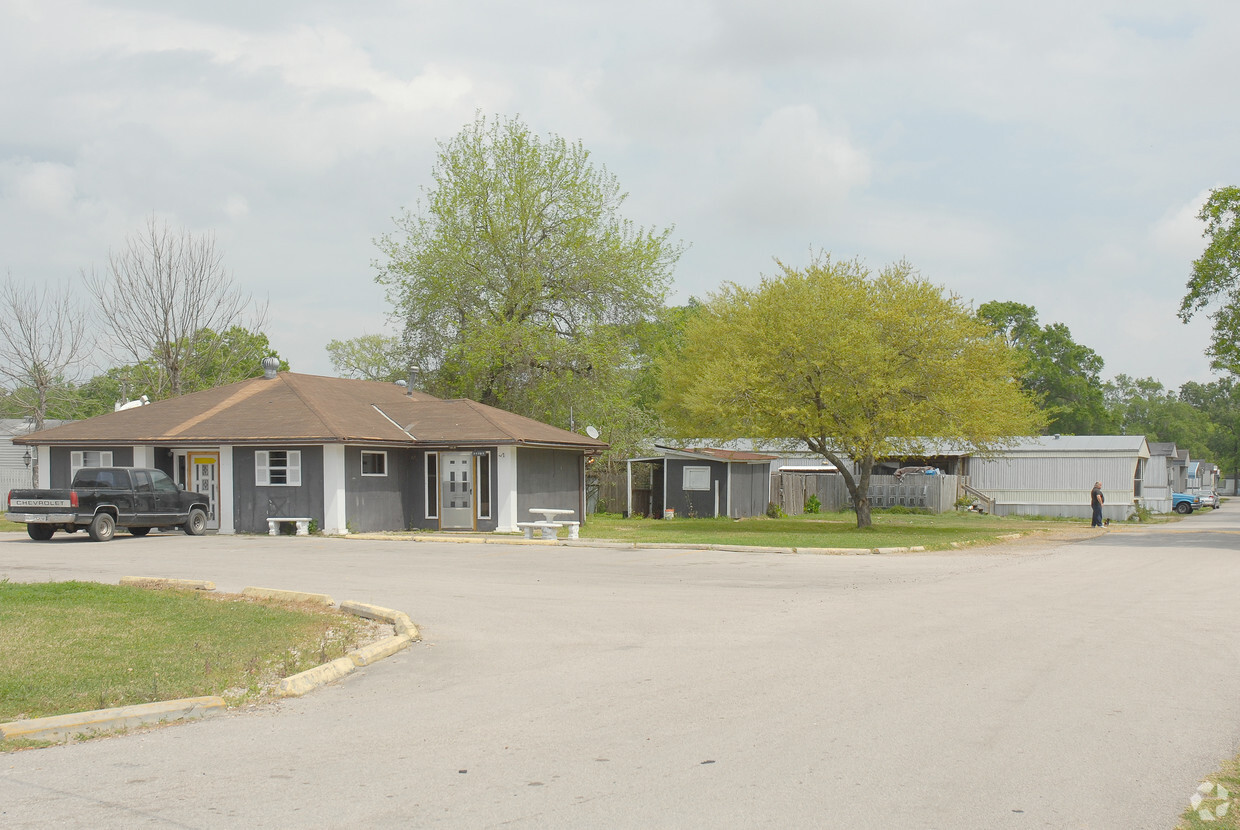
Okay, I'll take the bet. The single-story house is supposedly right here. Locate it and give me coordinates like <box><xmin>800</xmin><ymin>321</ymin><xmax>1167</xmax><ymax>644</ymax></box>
<box><xmin>14</xmin><ymin>364</ymin><xmax>606</xmax><ymax>535</ymax></box>
<box><xmin>964</xmin><ymin>435</ymin><xmax>1151</xmax><ymax>520</ymax></box>
<box><xmin>626</xmin><ymin>446</ymin><xmax>777</xmax><ymax>518</ymax></box>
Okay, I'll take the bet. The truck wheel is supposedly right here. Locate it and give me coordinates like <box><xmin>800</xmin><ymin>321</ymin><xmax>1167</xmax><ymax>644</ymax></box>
<box><xmin>88</xmin><ymin>512</ymin><xmax>116</xmax><ymax>542</ymax></box>
<box><xmin>128</xmin><ymin>527</ymin><xmax>151</xmax><ymax>537</ymax></box>
<box><xmin>1175</xmin><ymin>502</ymin><xmax>1192</xmax><ymax>514</ymax></box>
<box><xmin>184</xmin><ymin>508</ymin><xmax>207</xmax><ymax>536</ymax></box>
<box><xmin>27</xmin><ymin>524</ymin><xmax>54</xmax><ymax>541</ymax></box>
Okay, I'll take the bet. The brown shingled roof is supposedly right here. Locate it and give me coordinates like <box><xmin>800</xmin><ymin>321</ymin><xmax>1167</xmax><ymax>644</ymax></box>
<box><xmin>16</xmin><ymin>372</ymin><xmax>608</xmax><ymax>451</ymax></box>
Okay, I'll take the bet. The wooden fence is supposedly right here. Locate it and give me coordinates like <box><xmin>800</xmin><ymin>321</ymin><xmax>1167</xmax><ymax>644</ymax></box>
<box><xmin>772</xmin><ymin>473</ymin><xmax>962</xmax><ymax>515</ymax></box>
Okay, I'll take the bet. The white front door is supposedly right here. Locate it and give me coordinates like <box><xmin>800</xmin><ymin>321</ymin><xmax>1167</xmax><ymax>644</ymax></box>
<box><xmin>440</xmin><ymin>452</ymin><xmax>474</xmax><ymax>530</ymax></box>
<box><xmin>190</xmin><ymin>452</ymin><xmax>220</xmax><ymax>530</ymax></box>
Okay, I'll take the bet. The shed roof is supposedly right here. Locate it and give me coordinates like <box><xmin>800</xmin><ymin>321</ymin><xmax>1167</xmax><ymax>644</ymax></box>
<box><xmin>631</xmin><ymin>445</ymin><xmax>779</xmax><ymax>463</ymax></box>
<box><xmin>14</xmin><ymin>372</ymin><xmax>607</xmax><ymax>451</ymax></box>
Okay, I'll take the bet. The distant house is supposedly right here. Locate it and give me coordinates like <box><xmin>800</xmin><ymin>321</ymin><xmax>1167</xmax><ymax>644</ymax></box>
<box><xmin>2</xmin><ymin>418</ymin><xmax>72</xmax><ymax>495</ymax></box>
<box><xmin>626</xmin><ymin>446</ymin><xmax>777</xmax><ymax>518</ymax></box>
<box><xmin>14</xmin><ymin>367</ymin><xmax>606</xmax><ymax>534</ymax></box>
<box><xmin>1143</xmin><ymin>442</ymin><xmax>1183</xmax><ymax>513</ymax></box>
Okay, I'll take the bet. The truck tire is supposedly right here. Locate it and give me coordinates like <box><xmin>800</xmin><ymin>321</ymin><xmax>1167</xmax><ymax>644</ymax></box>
<box><xmin>128</xmin><ymin>527</ymin><xmax>151</xmax><ymax>537</ymax></box>
<box><xmin>184</xmin><ymin>508</ymin><xmax>207</xmax><ymax>536</ymax></box>
<box><xmin>88</xmin><ymin>512</ymin><xmax>116</xmax><ymax>542</ymax></box>
<box><xmin>27</xmin><ymin>524</ymin><xmax>54</xmax><ymax>541</ymax></box>
<box><xmin>1175</xmin><ymin>502</ymin><xmax>1192</xmax><ymax>514</ymax></box>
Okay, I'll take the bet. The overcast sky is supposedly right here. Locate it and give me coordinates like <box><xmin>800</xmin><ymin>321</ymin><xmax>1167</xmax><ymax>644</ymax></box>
<box><xmin>3</xmin><ymin>0</ymin><xmax>1237</xmax><ymax>389</ymax></box>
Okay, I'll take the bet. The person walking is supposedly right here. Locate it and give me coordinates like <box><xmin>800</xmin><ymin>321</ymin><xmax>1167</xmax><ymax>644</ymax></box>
<box><xmin>1090</xmin><ymin>481</ymin><xmax>1105</xmax><ymax>527</ymax></box>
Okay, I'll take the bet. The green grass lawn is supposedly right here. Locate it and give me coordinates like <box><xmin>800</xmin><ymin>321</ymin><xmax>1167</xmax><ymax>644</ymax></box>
<box><xmin>0</xmin><ymin>581</ymin><xmax>373</xmax><ymax>725</ymax></box>
<box><xmin>579</xmin><ymin>510</ymin><xmax>1097</xmax><ymax>550</ymax></box>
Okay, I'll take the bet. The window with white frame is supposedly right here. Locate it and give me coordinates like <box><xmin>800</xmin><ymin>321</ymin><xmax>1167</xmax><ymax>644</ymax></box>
<box><xmin>256</xmin><ymin>450</ymin><xmax>301</xmax><ymax>486</ymax></box>
<box><xmin>70</xmin><ymin>450</ymin><xmax>113</xmax><ymax>481</ymax></box>
<box><xmin>361</xmin><ymin>451</ymin><xmax>387</xmax><ymax>476</ymax></box>
<box><xmin>683</xmin><ymin>465</ymin><xmax>711</xmax><ymax>491</ymax></box>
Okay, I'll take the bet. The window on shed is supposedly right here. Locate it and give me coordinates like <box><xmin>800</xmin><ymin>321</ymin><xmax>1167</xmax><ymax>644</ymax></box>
<box><xmin>361</xmin><ymin>451</ymin><xmax>387</xmax><ymax>476</ymax></box>
<box><xmin>70</xmin><ymin>450</ymin><xmax>113</xmax><ymax>481</ymax></box>
<box><xmin>256</xmin><ymin>450</ymin><xmax>301</xmax><ymax>486</ymax></box>
<box><xmin>683</xmin><ymin>465</ymin><xmax>711</xmax><ymax>491</ymax></box>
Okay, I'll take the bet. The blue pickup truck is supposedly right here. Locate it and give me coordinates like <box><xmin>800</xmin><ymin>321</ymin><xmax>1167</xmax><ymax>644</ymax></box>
<box><xmin>1172</xmin><ymin>492</ymin><xmax>1202</xmax><ymax>514</ymax></box>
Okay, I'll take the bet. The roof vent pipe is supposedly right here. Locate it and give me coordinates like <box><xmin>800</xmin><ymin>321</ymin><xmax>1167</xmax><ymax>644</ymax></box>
<box><xmin>261</xmin><ymin>357</ymin><xmax>280</xmax><ymax>379</ymax></box>
<box><xmin>407</xmin><ymin>366</ymin><xmax>419</xmax><ymax>396</ymax></box>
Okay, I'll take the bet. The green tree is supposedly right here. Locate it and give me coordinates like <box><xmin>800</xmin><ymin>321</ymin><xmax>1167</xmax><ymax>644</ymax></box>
<box><xmin>326</xmin><ymin>334</ymin><xmax>406</xmax><ymax>383</ymax></box>
<box><xmin>977</xmin><ymin>301</ymin><xmax>1112</xmax><ymax>434</ymax></box>
<box><xmin>1103</xmin><ymin>375</ymin><xmax>1213</xmax><ymax>457</ymax></box>
<box><xmin>1179</xmin><ymin>378</ymin><xmax>1240</xmax><ymax>488</ymax></box>
<box><xmin>65</xmin><ymin>328</ymin><xmax>287</xmax><ymax>415</ymax></box>
<box><xmin>374</xmin><ymin>113</ymin><xmax>682</xmax><ymax>437</ymax></box>
<box><xmin>661</xmin><ymin>255</ymin><xmax>1044</xmax><ymax>528</ymax></box>
<box><xmin>1180</xmin><ymin>186</ymin><xmax>1240</xmax><ymax>374</ymax></box>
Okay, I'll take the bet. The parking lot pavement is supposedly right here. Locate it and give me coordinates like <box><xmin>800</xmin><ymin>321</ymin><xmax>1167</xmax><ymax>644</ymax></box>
<box><xmin>2</xmin><ymin>516</ymin><xmax>1239</xmax><ymax>829</ymax></box>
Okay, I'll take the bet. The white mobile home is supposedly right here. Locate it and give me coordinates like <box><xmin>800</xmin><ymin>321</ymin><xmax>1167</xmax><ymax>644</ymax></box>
<box><xmin>967</xmin><ymin>435</ymin><xmax>1150</xmax><ymax>521</ymax></box>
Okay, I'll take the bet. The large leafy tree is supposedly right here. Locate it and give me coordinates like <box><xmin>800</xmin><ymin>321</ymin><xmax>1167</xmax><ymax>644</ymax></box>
<box><xmin>374</xmin><ymin>113</ymin><xmax>682</xmax><ymax>438</ymax></box>
<box><xmin>1104</xmin><ymin>375</ymin><xmax>1212</xmax><ymax>457</ymax></box>
<box><xmin>1179</xmin><ymin>378</ymin><xmax>1240</xmax><ymax>489</ymax></box>
<box><xmin>977</xmin><ymin>301</ymin><xmax>1112</xmax><ymax>434</ymax></box>
<box><xmin>661</xmin><ymin>255</ymin><xmax>1044</xmax><ymax>528</ymax></box>
<box><xmin>326</xmin><ymin>334</ymin><xmax>406</xmax><ymax>383</ymax></box>
<box><xmin>1180</xmin><ymin>186</ymin><xmax>1240</xmax><ymax>374</ymax></box>
<box><xmin>86</xmin><ymin>217</ymin><xmax>270</xmax><ymax>399</ymax></box>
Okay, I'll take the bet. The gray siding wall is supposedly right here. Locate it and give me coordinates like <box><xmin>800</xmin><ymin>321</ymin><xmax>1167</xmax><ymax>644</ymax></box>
<box><xmin>48</xmin><ymin>446</ymin><xmax>135</xmax><ymax>487</ymax></box>
<box><xmin>232</xmin><ymin>446</ymin><xmax>324</xmax><ymax>533</ymax></box>
<box><xmin>664</xmin><ymin>458</ymin><xmax>728</xmax><ymax>517</ymax></box>
<box><xmin>516</xmin><ymin>448</ymin><xmax>582</xmax><ymax>520</ymax></box>
<box><xmin>346</xmin><ymin>447</ymin><xmax>416</xmax><ymax>533</ymax></box>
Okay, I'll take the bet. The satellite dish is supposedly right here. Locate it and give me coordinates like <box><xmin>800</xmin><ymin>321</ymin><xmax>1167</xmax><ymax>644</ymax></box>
<box><xmin>585</xmin><ymin>426</ymin><xmax>600</xmax><ymax>439</ymax></box>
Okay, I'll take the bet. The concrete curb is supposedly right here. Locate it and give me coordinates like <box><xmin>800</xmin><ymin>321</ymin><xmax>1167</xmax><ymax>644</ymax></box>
<box><xmin>277</xmin><ymin>657</ymin><xmax>356</xmax><ymax>697</ymax></box>
<box><xmin>241</xmin><ymin>586</ymin><xmax>334</xmax><ymax>606</ymax></box>
<box><xmin>0</xmin><ymin>579</ymin><xmax>420</xmax><ymax>743</ymax></box>
<box><xmin>120</xmin><ymin>576</ymin><xmax>216</xmax><ymax>591</ymax></box>
<box><xmin>0</xmin><ymin>697</ymin><xmax>226</xmax><ymax>743</ymax></box>
<box><xmin>345</xmin><ymin>532</ymin><xmax>963</xmax><ymax>556</ymax></box>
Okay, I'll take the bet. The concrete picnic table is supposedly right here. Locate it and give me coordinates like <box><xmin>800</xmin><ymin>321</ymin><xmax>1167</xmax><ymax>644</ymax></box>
<box><xmin>517</xmin><ymin>508</ymin><xmax>579</xmax><ymax>540</ymax></box>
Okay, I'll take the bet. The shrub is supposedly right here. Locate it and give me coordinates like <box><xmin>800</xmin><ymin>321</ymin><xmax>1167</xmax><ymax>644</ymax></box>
<box><xmin>766</xmin><ymin>502</ymin><xmax>787</xmax><ymax>519</ymax></box>
<box><xmin>804</xmin><ymin>494</ymin><xmax>822</xmax><ymax>514</ymax></box>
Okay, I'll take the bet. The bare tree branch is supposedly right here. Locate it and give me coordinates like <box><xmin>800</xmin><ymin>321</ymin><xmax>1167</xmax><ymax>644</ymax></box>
<box><xmin>0</xmin><ymin>274</ymin><xmax>94</xmax><ymax>429</ymax></box>
<box><xmin>84</xmin><ymin>217</ymin><xmax>269</xmax><ymax>398</ymax></box>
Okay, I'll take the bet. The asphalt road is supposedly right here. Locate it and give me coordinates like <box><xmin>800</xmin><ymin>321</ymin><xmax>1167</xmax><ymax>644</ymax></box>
<box><xmin>2</xmin><ymin>511</ymin><xmax>1239</xmax><ymax>829</ymax></box>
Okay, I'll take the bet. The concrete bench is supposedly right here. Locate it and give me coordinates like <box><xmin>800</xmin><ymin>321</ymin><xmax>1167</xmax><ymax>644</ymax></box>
<box><xmin>516</xmin><ymin>520</ymin><xmax>560</xmax><ymax>540</ymax></box>
<box><xmin>268</xmin><ymin>517</ymin><xmax>312</xmax><ymax>536</ymax></box>
<box><xmin>561</xmin><ymin>521</ymin><xmax>580</xmax><ymax>539</ymax></box>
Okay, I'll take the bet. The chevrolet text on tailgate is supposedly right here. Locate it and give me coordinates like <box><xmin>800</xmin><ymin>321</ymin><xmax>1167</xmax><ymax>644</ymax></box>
<box><xmin>7</xmin><ymin>467</ymin><xmax>210</xmax><ymax>542</ymax></box>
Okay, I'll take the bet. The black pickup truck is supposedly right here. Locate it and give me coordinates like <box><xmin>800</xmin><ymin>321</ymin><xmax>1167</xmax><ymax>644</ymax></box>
<box><xmin>7</xmin><ymin>467</ymin><xmax>210</xmax><ymax>542</ymax></box>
